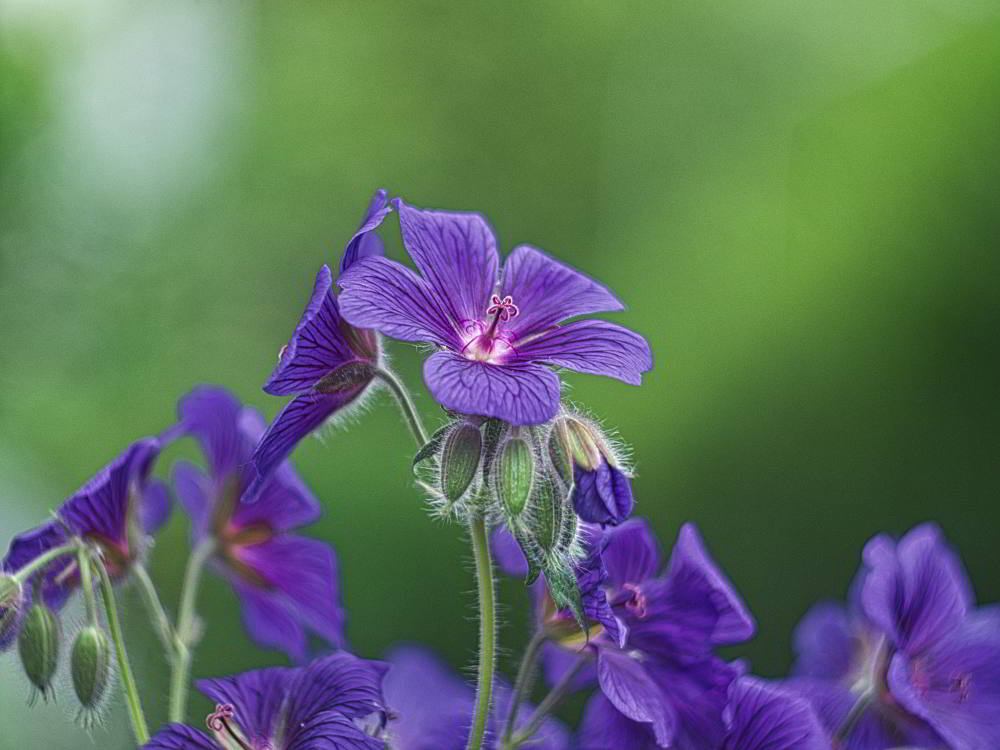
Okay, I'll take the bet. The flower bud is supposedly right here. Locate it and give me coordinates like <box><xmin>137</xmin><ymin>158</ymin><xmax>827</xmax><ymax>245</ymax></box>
<box><xmin>71</xmin><ymin>625</ymin><xmax>111</xmax><ymax>712</ymax></box>
<box><xmin>532</xmin><ymin>476</ymin><xmax>564</xmax><ymax>554</ymax></box>
<box><xmin>550</xmin><ymin>415</ymin><xmax>633</xmax><ymax>526</ymax></box>
<box><xmin>0</xmin><ymin>575</ymin><xmax>25</xmax><ymax>649</ymax></box>
<box><xmin>18</xmin><ymin>603</ymin><xmax>60</xmax><ymax>698</ymax></box>
<box><xmin>496</xmin><ymin>438</ymin><xmax>534</xmax><ymax>518</ymax></box>
<box><xmin>439</xmin><ymin>422</ymin><xmax>482</xmax><ymax>504</ymax></box>
<box><xmin>549</xmin><ymin>416</ymin><xmax>603</xmax><ymax>477</ymax></box>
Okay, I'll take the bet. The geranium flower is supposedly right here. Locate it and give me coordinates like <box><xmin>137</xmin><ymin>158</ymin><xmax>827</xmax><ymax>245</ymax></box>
<box><xmin>173</xmin><ymin>386</ymin><xmax>344</xmax><ymax>661</ymax></box>
<box><xmin>721</xmin><ymin>678</ymin><xmax>830</xmax><ymax>750</ymax></box>
<box><xmin>338</xmin><ymin>198</ymin><xmax>652</xmax><ymax>425</ymax></box>
<box><xmin>144</xmin><ymin>651</ymin><xmax>388</xmax><ymax>749</ymax></box>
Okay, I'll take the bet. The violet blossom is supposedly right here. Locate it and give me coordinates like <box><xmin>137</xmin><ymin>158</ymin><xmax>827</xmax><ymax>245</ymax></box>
<box><xmin>173</xmin><ymin>385</ymin><xmax>344</xmax><ymax>661</ymax></box>
<box><xmin>338</xmin><ymin>198</ymin><xmax>652</xmax><ymax>426</ymax></box>
<box><xmin>722</xmin><ymin>678</ymin><xmax>830</xmax><ymax>750</ymax></box>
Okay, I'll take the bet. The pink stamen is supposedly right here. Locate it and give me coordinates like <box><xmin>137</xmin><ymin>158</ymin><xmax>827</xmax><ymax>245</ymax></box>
<box><xmin>623</xmin><ymin>582</ymin><xmax>648</xmax><ymax>619</ymax></box>
<box><xmin>486</xmin><ymin>294</ymin><xmax>519</xmax><ymax>323</ymax></box>
<box><xmin>206</xmin><ymin>703</ymin><xmax>256</xmax><ymax>750</ymax></box>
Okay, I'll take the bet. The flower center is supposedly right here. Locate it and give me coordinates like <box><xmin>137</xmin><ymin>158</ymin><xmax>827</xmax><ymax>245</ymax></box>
<box><xmin>207</xmin><ymin>703</ymin><xmax>270</xmax><ymax>750</ymax></box>
<box><xmin>622</xmin><ymin>582</ymin><xmax>648</xmax><ymax>619</ymax></box>
<box><xmin>460</xmin><ymin>295</ymin><xmax>519</xmax><ymax>363</ymax></box>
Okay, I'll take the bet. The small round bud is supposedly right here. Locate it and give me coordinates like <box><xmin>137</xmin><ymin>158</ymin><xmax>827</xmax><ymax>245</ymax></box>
<box><xmin>440</xmin><ymin>422</ymin><xmax>483</xmax><ymax>504</ymax></box>
<box><xmin>71</xmin><ymin>625</ymin><xmax>111</xmax><ymax>712</ymax></box>
<box><xmin>496</xmin><ymin>438</ymin><xmax>534</xmax><ymax>518</ymax></box>
<box><xmin>18</xmin><ymin>603</ymin><xmax>61</xmax><ymax>698</ymax></box>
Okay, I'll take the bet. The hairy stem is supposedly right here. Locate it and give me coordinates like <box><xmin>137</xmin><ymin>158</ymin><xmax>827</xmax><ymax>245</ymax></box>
<box><xmin>375</xmin><ymin>367</ymin><xmax>429</xmax><ymax>444</ymax></box>
<box><xmin>500</xmin><ymin>629</ymin><xmax>546</xmax><ymax>744</ymax></box>
<box><xmin>169</xmin><ymin>539</ymin><xmax>214</xmax><ymax>723</ymax></box>
<box><xmin>132</xmin><ymin>563</ymin><xmax>177</xmax><ymax>655</ymax></box>
<box><xmin>11</xmin><ymin>541</ymin><xmax>80</xmax><ymax>584</ymax></box>
<box><xmin>76</xmin><ymin>547</ymin><xmax>99</xmax><ymax>627</ymax></box>
<box><xmin>466</xmin><ymin>516</ymin><xmax>497</xmax><ymax>750</ymax></box>
<box><xmin>508</xmin><ymin>656</ymin><xmax>586</xmax><ymax>749</ymax></box>
<box><xmin>95</xmin><ymin>560</ymin><xmax>149</xmax><ymax>745</ymax></box>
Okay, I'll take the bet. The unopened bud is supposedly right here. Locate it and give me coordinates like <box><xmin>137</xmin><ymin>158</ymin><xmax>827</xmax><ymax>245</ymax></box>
<box><xmin>549</xmin><ymin>416</ymin><xmax>605</xmax><ymax>481</ymax></box>
<box><xmin>0</xmin><ymin>576</ymin><xmax>25</xmax><ymax>648</ymax></box>
<box><xmin>315</xmin><ymin>360</ymin><xmax>377</xmax><ymax>393</ymax></box>
<box><xmin>496</xmin><ymin>438</ymin><xmax>534</xmax><ymax>518</ymax></box>
<box><xmin>71</xmin><ymin>625</ymin><xmax>111</xmax><ymax>711</ymax></box>
<box><xmin>440</xmin><ymin>422</ymin><xmax>482</xmax><ymax>503</ymax></box>
<box><xmin>532</xmin><ymin>477</ymin><xmax>564</xmax><ymax>554</ymax></box>
<box><xmin>18</xmin><ymin>603</ymin><xmax>60</xmax><ymax>698</ymax></box>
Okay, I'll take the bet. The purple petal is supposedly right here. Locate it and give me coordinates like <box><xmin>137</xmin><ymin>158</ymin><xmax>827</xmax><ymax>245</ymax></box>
<box><xmin>2</xmin><ymin>522</ymin><xmax>73</xmax><ymax>610</ymax></box>
<box><xmin>338</xmin><ymin>255</ymin><xmax>460</xmax><ymax>346</ymax></box>
<box><xmin>572</xmin><ymin>462</ymin><xmax>634</xmax><ymax>526</ymax></box>
<box><xmin>515</xmin><ymin>320</ymin><xmax>653</xmax><ymax>386</ymax></box>
<box><xmin>340</xmin><ymin>188</ymin><xmax>391</xmax><ymax>273</ymax></box>
<box><xmin>197</xmin><ymin>665</ymin><xmax>294</xmax><ymax>743</ymax></box>
<box><xmin>232</xmin><ymin>579</ymin><xmax>309</xmax><ymax>661</ymax></box>
<box><xmin>171</xmin><ymin>461</ymin><xmax>213</xmax><ymax>542</ymax></box>
<box><xmin>575</xmin><ymin>528</ymin><xmax>626</xmax><ymax>647</ymax></box>
<box><xmin>542</xmin><ymin>642</ymin><xmax>598</xmax><ymax>693</ymax></box>
<box><xmin>792</xmin><ymin>603</ymin><xmax>857</xmax><ymax>680</ymax></box>
<box><xmin>286</xmin><ymin>652</ymin><xmax>388</xmax><ymax>729</ymax></box>
<box><xmin>500</xmin><ymin>245</ymin><xmax>624</xmax><ymax>337</ymax></box>
<box><xmin>423</xmin><ymin>350</ymin><xmax>560</xmax><ymax>425</ymax></box>
<box><xmin>888</xmin><ymin>616</ymin><xmax>1000</xmax><ymax>750</ymax></box>
<box><xmin>247</xmin><ymin>389</ymin><xmax>363</xmax><ymax>496</ymax></box>
<box><xmin>394</xmin><ymin>198</ymin><xmax>499</xmax><ymax>327</ymax></box>
<box><xmin>861</xmin><ymin>523</ymin><xmax>971</xmax><ymax>655</ymax></box>
<box><xmin>140</xmin><ymin>478</ymin><xmax>172</xmax><ymax>535</ymax></box>
<box><xmin>648</xmin><ymin>656</ymin><xmax>739</xmax><ymax>750</ymax></box>
<box><xmin>724</xmin><ymin>678</ymin><xmax>831</xmax><ymax>750</ymax></box>
<box><xmin>142</xmin><ymin>724</ymin><xmax>218</xmax><ymax>750</ymax></box>
<box><xmin>177</xmin><ymin>386</ymin><xmax>249</xmax><ymax>478</ymax></box>
<box><xmin>285</xmin><ymin>710</ymin><xmax>384</xmax><ymax>750</ymax></box>
<box><xmin>234</xmin><ymin>534</ymin><xmax>345</xmax><ymax>651</ymax></box>
<box><xmin>579</xmin><ymin>693</ymin><xmax>660</xmax><ymax>750</ymax></box>
<box><xmin>602</xmin><ymin>518</ymin><xmax>662</xmax><ymax>591</ymax></box>
<box><xmin>264</xmin><ymin>266</ymin><xmax>375</xmax><ymax>397</ymax></box>
<box><xmin>597</xmin><ymin>649</ymin><xmax>676</xmax><ymax>747</ymax></box>
<box><xmin>491</xmin><ymin>526</ymin><xmax>529</xmax><ymax>578</ymax></box>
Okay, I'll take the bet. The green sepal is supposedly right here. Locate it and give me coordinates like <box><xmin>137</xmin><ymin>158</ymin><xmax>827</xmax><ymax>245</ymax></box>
<box><xmin>544</xmin><ymin>557</ymin><xmax>586</xmax><ymax>631</ymax></box>
<box><xmin>440</xmin><ymin>423</ymin><xmax>483</xmax><ymax>503</ymax></box>
<box><xmin>412</xmin><ymin>424</ymin><xmax>450</xmax><ymax>470</ymax></box>
<box><xmin>508</xmin><ymin>520</ymin><xmax>545</xmax><ymax>585</ymax></box>
<box><xmin>18</xmin><ymin>603</ymin><xmax>60</xmax><ymax>696</ymax></box>
<box><xmin>496</xmin><ymin>438</ymin><xmax>534</xmax><ymax>518</ymax></box>
<box><xmin>480</xmin><ymin>419</ymin><xmax>508</xmax><ymax>484</ymax></box>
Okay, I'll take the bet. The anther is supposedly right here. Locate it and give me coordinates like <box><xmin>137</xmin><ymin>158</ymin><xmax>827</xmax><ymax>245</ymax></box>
<box><xmin>623</xmin><ymin>583</ymin><xmax>648</xmax><ymax>619</ymax></box>
<box><xmin>207</xmin><ymin>703</ymin><xmax>255</xmax><ymax>750</ymax></box>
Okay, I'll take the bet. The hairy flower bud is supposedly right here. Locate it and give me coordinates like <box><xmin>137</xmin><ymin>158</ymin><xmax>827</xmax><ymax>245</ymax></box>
<box><xmin>71</xmin><ymin>625</ymin><xmax>111</xmax><ymax>713</ymax></box>
<box><xmin>18</xmin><ymin>603</ymin><xmax>60</xmax><ymax>698</ymax></box>
<box><xmin>0</xmin><ymin>575</ymin><xmax>25</xmax><ymax>647</ymax></box>
<box><xmin>496</xmin><ymin>437</ymin><xmax>534</xmax><ymax>518</ymax></box>
<box><xmin>440</xmin><ymin>422</ymin><xmax>483</xmax><ymax>504</ymax></box>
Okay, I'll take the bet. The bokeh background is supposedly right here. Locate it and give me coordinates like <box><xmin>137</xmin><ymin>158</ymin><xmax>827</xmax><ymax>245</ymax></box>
<box><xmin>2</xmin><ymin>2</ymin><xmax>999</xmax><ymax>746</ymax></box>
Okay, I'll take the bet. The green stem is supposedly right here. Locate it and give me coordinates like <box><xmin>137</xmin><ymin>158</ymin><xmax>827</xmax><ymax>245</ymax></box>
<box><xmin>11</xmin><ymin>541</ymin><xmax>80</xmax><ymax>584</ymax></box>
<box><xmin>168</xmin><ymin>539</ymin><xmax>214</xmax><ymax>723</ymax></box>
<box><xmin>508</xmin><ymin>656</ymin><xmax>586</xmax><ymax>749</ymax></box>
<box><xmin>132</xmin><ymin>563</ymin><xmax>176</xmax><ymax>655</ymax></box>
<box><xmin>76</xmin><ymin>547</ymin><xmax>99</xmax><ymax>627</ymax></box>
<box><xmin>501</xmin><ymin>630</ymin><xmax>546</xmax><ymax>744</ymax></box>
<box><xmin>95</xmin><ymin>559</ymin><xmax>149</xmax><ymax>745</ymax></box>
<box><xmin>375</xmin><ymin>367</ymin><xmax>429</xmax><ymax>444</ymax></box>
<box><xmin>465</xmin><ymin>516</ymin><xmax>497</xmax><ymax>750</ymax></box>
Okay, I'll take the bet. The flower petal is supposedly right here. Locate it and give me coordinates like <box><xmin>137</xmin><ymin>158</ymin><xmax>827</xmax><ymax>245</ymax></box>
<box><xmin>423</xmin><ymin>350</ymin><xmax>560</xmax><ymax>425</ymax></box>
<box><xmin>861</xmin><ymin>523</ymin><xmax>971</xmax><ymax>655</ymax></box>
<box><xmin>340</xmin><ymin>188</ymin><xmax>391</xmax><ymax>273</ymax></box>
<box><xmin>791</xmin><ymin>603</ymin><xmax>857</xmax><ymax>680</ymax></box>
<box><xmin>501</xmin><ymin>245</ymin><xmax>624</xmax><ymax>336</ymax></box>
<box><xmin>177</xmin><ymin>386</ymin><xmax>248</xmax><ymax>478</ymax></box>
<box><xmin>2</xmin><ymin>522</ymin><xmax>73</xmax><ymax>610</ymax></box>
<box><xmin>285</xmin><ymin>710</ymin><xmax>384</xmax><ymax>750</ymax></box>
<box><xmin>171</xmin><ymin>461</ymin><xmax>213</xmax><ymax>541</ymax></box>
<box><xmin>491</xmin><ymin>526</ymin><xmax>529</xmax><ymax>578</ymax></box>
<box><xmin>572</xmin><ymin>462</ymin><xmax>635</xmax><ymax>526</ymax></box>
<box><xmin>648</xmin><ymin>656</ymin><xmax>739</xmax><ymax>750</ymax></box>
<box><xmin>597</xmin><ymin>649</ymin><xmax>676</xmax><ymax>747</ymax></box>
<box><xmin>197</xmin><ymin>665</ymin><xmax>294</xmax><ymax>742</ymax></box>
<box><xmin>264</xmin><ymin>266</ymin><xmax>375</xmax><ymax>397</ymax></box>
<box><xmin>602</xmin><ymin>518</ymin><xmax>662</xmax><ymax>591</ymax></box>
<box><xmin>394</xmin><ymin>198</ymin><xmax>499</xmax><ymax>326</ymax></box>
<box><xmin>142</xmin><ymin>724</ymin><xmax>219</xmax><ymax>750</ymax></box>
<box><xmin>140</xmin><ymin>478</ymin><xmax>172</xmax><ymax>535</ymax></box>
<box><xmin>286</xmin><ymin>651</ymin><xmax>388</xmax><ymax>729</ymax></box>
<box><xmin>233</xmin><ymin>459</ymin><xmax>320</xmax><ymax>533</ymax></box>
<box><xmin>724</xmin><ymin>678</ymin><xmax>831</xmax><ymax>750</ymax></box>
<box><xmin>339</xmin><ymin>255</ymin><xmax>460</xmax><ymax>346</ymax></box>
<box><xmin>579</xmin><ymin>693</ymin><xmax>660</xmax><ymax>750</ymax></box>
<box><xmin>515</xmin><ymin>320</ymin><xmax>653</xmax><ymax>386</ymax></box>
<box><xmin>542</xmin><ymin>642</ymin><xmax>599</xmax><ymax>693</ymax></box>
<box><xmin>231</xmin><ymin>579</ymin><xmax>309</xmax><ymax>662</ymax></box>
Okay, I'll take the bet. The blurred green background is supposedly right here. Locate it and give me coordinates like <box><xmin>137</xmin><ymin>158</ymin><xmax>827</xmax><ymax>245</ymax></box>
<box><xmin>2</xmin><ymin>1</ymin><xmax>999</xmax><ymax>746</ymax></box>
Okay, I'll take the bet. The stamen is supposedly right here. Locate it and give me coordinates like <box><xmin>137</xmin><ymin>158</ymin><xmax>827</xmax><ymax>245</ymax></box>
<box><xmin>206</xmin><ymin>703</ymin><xmax>255</xmax><ymax>750</ymax></box>
<box><xmin>623</xmin><ymin>582</ymin><xmax>648</xmax><ymax>619</ymax></box>
<box><xmin>486</xmin><ymin>295</ymin><xmax>519</xmax><ymax>323</ymax></box>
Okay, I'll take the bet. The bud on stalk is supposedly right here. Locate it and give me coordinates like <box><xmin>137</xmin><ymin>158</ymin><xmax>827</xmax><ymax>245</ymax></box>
<box><xmin>18</xmin><ymin>603</ymin><xmax>60</xmax><ymax>699</ymax></box>
<box><xmin>71</xmin><ymin>625</ymin><xmax>111</xmax><ymax>714</ymax></box>
<box><xmin>496</xmin><ymin>437</ymin><xmax>534</xmax><ymax>518</ymax></box>
<box><xmin>439</xmin><ymin>422</ymin><xmax>483</xmax><ymax>504</ymax></box>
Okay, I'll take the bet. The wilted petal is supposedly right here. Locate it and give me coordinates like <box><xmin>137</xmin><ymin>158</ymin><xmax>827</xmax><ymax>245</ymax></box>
<box><xmin>285</xmin><ymin>710</ymin><xmax>384</xmax><ymax>750</ymax></box>
<box><xmin>724</xmin><ymin>678</ymin><xmax>830</xmax><ymax>750</ymax></box>
<box><xmin>501</xmin><ymin>245</ymin><xmax>624</xmax><ymax>337</ymax></box>
<box><xmin>516</xmin><ymin>320</ymin><xmax>652</xmax><ymax>386</ymax></box>
<box><xmin>197</xmin><ymin>665</ymin><xmax>294</xmax><ymax>743</ymax></box>
<box><xmin>861</xmin><ymin>524</ymin><xmax>971</xmax><ymax>655</ymax></box>
<box><xmin>265</xmin><ymin>266</ymin><xmax>374</xmax><ymax>397</ymax></box>
<box><xmin>572</xmin><ymin>462</ymin><xmax>634</xmax><ymax>526</ymax></box>
<box><xmin>579</xmin><ymin>693</ymin><xmax>660</xmax><ymax>750</ymax></box>
<box><xmin>142</xmin><ymin>724</ymin><xmax>219</xmax><ymax>750</ymax></box>
<box><xmin>394</xmin><ymin>198</ymin><xmax>499</xmax><ymax>327</ymax></box>
<box><xmin>792</xmin><ymin>603</ymin><xmax>857</xmax><ymax>680</ymax></box>
<box><xmin>597</xmin><ymin>649</ymin><xmax>675</xmax><ymax>747</ymax></box>
<box><xmin>339</xmin><ymin>255</ymin><xmax>460</xmax><ymax>346</ymax></box>
<box><xmin>340</xmin><ymin>188</ymin><xmax>391</xmax><ymax>273</ymax></box>
<box><xmin>575</xmin><ymin>530</ymin><xmax>626</xmax><ymax>647</ymax></box>
<box><xmin>423</xmin><ymin>350</ymin><xmax>560</xmax><ymax>425</ymax></box>
<box><xmin>602</xmin><ymin>518</ymin><xmax>661</xmax><ymax>591</ymax></box>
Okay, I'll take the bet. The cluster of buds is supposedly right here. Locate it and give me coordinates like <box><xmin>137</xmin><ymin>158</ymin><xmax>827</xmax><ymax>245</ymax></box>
<box><xmin>414</xmin><ymin>407</ymin><xmax>635</xmax><ymax>629</ymax></box>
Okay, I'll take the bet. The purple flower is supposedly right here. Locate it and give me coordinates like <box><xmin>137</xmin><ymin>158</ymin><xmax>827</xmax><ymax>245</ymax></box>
<box><xmin>498</xmin><ymin>519</ymin><xmax>754</xmax><ymax>749</ymax></box>
<box><xmin>173</xmin><ymin>386</ymin><xmax>344</xmax><ymax>661</ymax></box>
<box><xmin>338</xmin><ymin>198</ymin><xmax>653</xmax><ymax>425</ymax></box>
<box><xmin>248</xmin><ymin>190</ymin><xmax>391</xmax><ymax>496</ymax></box>
<box><xmin>789</xmin><ymin>523</ymin><xmax>1000</xmax><ymax>750</ymax></box>
<box><xmin>0</xmin><ymin>438</ymin><xmax>168</xmax><ymax>649</ymax></box>
<box><xmin>722</xmin><ymin>678</ymin><xmax>830</xmax><ymax>750</ymax></box>
<box><xmin>144</xmin><ymin>651</ymin><xmax>388</xmax><ymax>750</ymax></box>
<box><xmin>381</xmin><ymin>645</ymin><xmax>569</xmax><ymax>750</ymax></box>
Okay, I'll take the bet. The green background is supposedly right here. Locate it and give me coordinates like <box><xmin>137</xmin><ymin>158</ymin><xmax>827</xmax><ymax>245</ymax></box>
<box><xmin>1</xmin><ymin>2</ymin><xmax>998</xmax><ymax>747</ymax></box>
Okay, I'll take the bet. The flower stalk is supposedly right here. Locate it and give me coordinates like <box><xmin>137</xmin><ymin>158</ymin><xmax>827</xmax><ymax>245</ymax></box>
<box><xmin>465</xmin><ymin>515</ymin><xmax>497</xmax><ymax>750</ymax></box>
<box><xmin>168</xmin><ymin>539</ymin><xmax>215</xmax><ymax>723</ymax></box>
<box><xmin>500</xmin><ymin>629</ymin><xmax>546</xmax><ymax>745</ymax></box>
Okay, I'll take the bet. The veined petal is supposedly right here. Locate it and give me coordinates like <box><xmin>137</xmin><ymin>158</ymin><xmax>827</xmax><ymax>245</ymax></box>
<box><xmin>233</xmin><ymin>460</ymin><xmax>320</xmax><ymax>532</ymax></box>
<box><xmin>572</xmin><ymin>462</ymin><xmax>635</xmax><ymax>526</ymax></box>
<box><xmin>265</xmin><ymin>266</ymin><xmax>373</xmax><ymax>397</ymax></box>
<box><xmin>285</xmin><ymin>710</ymin><xmax>384</xmax><ymax>750</ymax></box>
<box><xmin>339</xmin><ymin>255</ymin><xmax>460</xmax><ymax>346</ymax></box>
<box><xmin>177</xmin><ymin>386</ymin><xmax>247</xmax><ymax>478</ymax></box>
<box><xmin>501</xmin><ymin>245</ymin><xmax>624</xmax><ymax>336</ymax></box>
<box><xmin>724</xmin><ymin>678</ymin><xmax>830</xmax><ymax>750</ymax></box>
<box><xmin>340</xmin><ymin>188</ymin><xmax>391</xmax><ymax>273</ymax></box>
<box><xmin>2</xmin><ymin>522</ymin><xmax>73</xmax><ymax>611</ymax></box>
<box><xmin>140</xmin><ymin>478</ymin><xmax>172</xmax><ymax>535</ymax></box>
<box><xmin>792</xmin><ymin>603</ymin><xmax>857</xmax><ymax>680</ymax></box>
<box><xmin>423</xmin><ymin>350</ymin><xmax>560</xmax><ymax>425</ymax></box>
<box><xmin>142</xmin><ymin>724</ymin><xmax>218</xmax><ymax>750</ymax></box>
<box><xmin>231</xmin><ymin>579</ymin><xmax>309</xmax><ymax>662</ymax></box>
<box><xmin>596</xmin><ymin>649</ymin><xmax>676</xmax><ymax>747</ymax></box>
<box><xmin>197</xmin><ymin>665</ymin><xmax>294</xmax><ymax>742</ymax></box>
<box><xmin>286</xmin><ymin>652</ymin><xmax>388</xmax><ymax>728</ymax></box>
<box><xmin>515</xmin><ymin>320</ymin><xmax>653</xmax><ymax>386</ymax></box>
<box><xmin>394</xmin><ymin>198</ymin><xmax>499</xmax><ymax>327</ymax></box>
<box><xmin>602</xmin><ymin>518</ymin><xmax>662</xmax><ymax>591</ymax></box>
<box><xmin>579</xmin><ymin>693</ymin><xmax>660</xmax><ymax>750</ymax></box>
<box><xmin>648</xmin><ymin>656</ymin><xmax>739</xmax><ymax>750</ymax></box>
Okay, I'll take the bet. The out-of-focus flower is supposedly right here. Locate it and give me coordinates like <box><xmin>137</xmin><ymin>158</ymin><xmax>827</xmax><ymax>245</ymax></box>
<box><xmin>144</xmin><ymin>651</ymin><xmax>388</xmax><ymax>750</ymax></box>
<box><xmin>381</xmin><ymin>645</ymin><xmax>569</xmax><ymax>750</ymax></box>
<box><xmin>722</xmin><ymin>678</ymin><xmax>830</xmax><ymax>750</ymax></box>
<box><xmin>788</xmin><ymin>523</ymin><xmax>1000</xmax><ymax>750</ymax></box>
<box><xmin>338</xmin><ymin>197</ymin><xmax>652</xmax><ymax>425</ymax></box>
<box><xmin>173</xmin><ymin>385</ymin><xmax>344</xmax><ymax>661</ymax></box>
